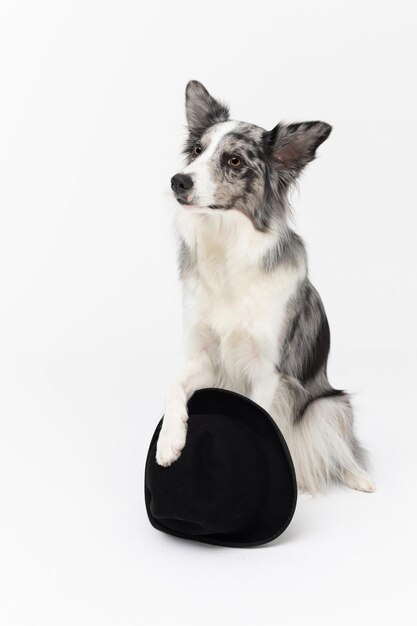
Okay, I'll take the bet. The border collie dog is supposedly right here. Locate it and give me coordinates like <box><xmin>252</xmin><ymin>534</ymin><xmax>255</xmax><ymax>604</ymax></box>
<box><xmin>156</xmin><ymin>80</ymin><xmax>374</xmax><ymax>494</ymax></box>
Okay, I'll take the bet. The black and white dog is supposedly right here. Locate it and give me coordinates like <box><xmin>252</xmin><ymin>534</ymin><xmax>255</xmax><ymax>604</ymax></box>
<box><xmin>156</xmin><ymin>80</ymin><xmax>374</xmax><ymax>494</ymax></box>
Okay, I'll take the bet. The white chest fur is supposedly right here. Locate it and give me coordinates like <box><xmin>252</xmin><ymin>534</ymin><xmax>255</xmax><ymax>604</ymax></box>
<box><xmin>177</xmin><ymin>210</ymin><xmax>305</xmax><ymax>389</ymax></box>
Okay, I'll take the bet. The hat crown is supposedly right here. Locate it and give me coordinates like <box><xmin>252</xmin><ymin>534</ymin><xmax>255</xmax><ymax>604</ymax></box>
<box><xmin>147</xmin><ymin>415</ymin><xmax>268</xmax><ymax>536</ymax></box>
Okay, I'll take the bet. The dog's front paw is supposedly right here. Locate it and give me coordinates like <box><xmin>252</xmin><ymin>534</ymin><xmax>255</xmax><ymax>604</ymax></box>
<box><xmin>156</xmin><ymin>421</ymin><xmax>187</xmax><ymax>467</ymax></box>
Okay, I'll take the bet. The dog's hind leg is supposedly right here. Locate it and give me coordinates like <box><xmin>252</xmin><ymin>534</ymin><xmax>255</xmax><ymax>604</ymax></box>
<box><xmin>285</xmin><ymin>394</ymin><xmax>375</xmax><ymax>495</ymax></box>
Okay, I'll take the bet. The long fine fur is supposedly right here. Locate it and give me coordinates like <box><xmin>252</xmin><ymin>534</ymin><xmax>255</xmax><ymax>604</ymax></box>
<box><xmin>156</xmin><ymin>80</ymin><xmax>374</xmax><ymax>495</ymax></box>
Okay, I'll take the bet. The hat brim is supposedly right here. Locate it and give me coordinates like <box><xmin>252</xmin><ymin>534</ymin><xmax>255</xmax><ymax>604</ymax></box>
<box><xmin>145</xmin><ymin>388</ymin><xmax>297</xmax><ymax>548</ymax></box>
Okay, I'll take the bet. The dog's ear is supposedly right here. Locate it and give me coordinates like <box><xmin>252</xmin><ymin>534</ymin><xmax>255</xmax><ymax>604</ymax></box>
<box><xmin>266</xmin><ymin>121</ymin><xmax>332</xmax><ymax>177</ymax></box>
<box><xmin>185</xmin><ymin>80</ymin><xmax>229</xmax><ymax>131</ymax></box>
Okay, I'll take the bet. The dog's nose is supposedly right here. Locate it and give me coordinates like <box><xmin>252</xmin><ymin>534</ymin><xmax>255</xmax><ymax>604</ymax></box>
<box><xmin>171</xmin><ymin>173</ymin><xmax>193</xmax><ymax>194</ymax></box>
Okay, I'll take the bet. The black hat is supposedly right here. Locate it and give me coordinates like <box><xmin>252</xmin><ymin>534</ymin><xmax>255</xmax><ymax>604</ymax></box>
<box><xmin>144</xmin><ymin>388</ymin><xmax>297</xmax><ymax>547</ymax></box>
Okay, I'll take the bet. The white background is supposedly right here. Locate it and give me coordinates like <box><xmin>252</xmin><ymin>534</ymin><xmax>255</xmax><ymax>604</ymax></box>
<box><xmin>1</xmin><ymin>1</ymin><xmax>416</xmax><ymax>624</ymax></box>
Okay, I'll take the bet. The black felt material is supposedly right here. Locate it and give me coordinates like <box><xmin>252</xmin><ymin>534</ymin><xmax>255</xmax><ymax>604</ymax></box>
<box><xmin>144</xmin><ymin>388</ymin><xmax>297</xmax><ymax>547</ymax></box>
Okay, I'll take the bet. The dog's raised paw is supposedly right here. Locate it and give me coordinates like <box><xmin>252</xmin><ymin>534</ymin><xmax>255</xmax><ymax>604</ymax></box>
<box><xmin>156</xmin><ymin>422</ymin><xmax>187</xmax><ymax>467</ymax></box>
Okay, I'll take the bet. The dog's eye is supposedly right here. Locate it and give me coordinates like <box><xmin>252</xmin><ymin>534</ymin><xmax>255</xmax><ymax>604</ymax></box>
<box><xmin>228</xmin><ymin>155</ymin><xmax>242</xmax><ymax>168</ymax></box>
<box><xmin>192</xmin><ymin>144</ymin><xmax>203</xmax><ymax>157</ymax></box>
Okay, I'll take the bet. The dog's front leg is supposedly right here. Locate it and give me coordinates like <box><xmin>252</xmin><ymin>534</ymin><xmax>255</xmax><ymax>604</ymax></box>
<box><xmin>222</xmin><ymin>330</ymin><xmax>280</xmax><ymax>414</ymax></box>
<box><xmin>156</xmin><ymin>328</ymin><xmax>215</xmax><ymax>467</ymax></box>
<box><xmin>249</xmin><ymin>367</ymin><xmax>280</xmax><ymax>414</ymax></box>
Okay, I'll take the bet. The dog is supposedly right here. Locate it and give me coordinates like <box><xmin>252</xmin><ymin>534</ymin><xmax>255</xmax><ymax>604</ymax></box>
<box><xmin>155</xmin><ymin>80</ymin><xmax>374</xmax><ymax>494</ymax></box>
